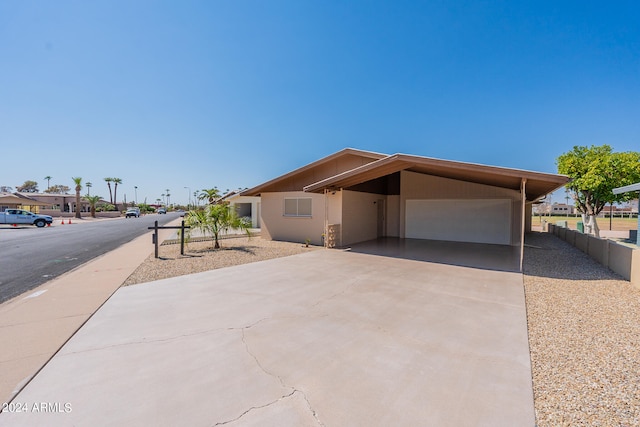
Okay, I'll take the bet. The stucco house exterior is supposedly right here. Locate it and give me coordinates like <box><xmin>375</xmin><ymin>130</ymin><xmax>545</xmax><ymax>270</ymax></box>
<box><xmin>243</xmin><ymin>148</ymin><xmax>570</xmax><ymax>267</ymax></box>
<box><xmin>219</xmin><ymin>191</ymin><xmax>261</xmax><ymax>228</ymax></box>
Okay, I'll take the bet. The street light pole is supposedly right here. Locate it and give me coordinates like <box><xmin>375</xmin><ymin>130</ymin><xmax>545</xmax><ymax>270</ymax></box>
<box><xmin>184</xmin><ymin>186</ymin><xmax>191</xmax><ymax>210</ymax></box>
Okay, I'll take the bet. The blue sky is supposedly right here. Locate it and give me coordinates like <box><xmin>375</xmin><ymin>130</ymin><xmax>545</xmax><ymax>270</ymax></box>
<box><xmin>1</xmin><ymin>1</ymin><xmax>638</xmax><ymax>205</ymax></box>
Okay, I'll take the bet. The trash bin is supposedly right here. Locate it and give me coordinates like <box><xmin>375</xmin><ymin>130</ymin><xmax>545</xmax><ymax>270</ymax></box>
<box><xmin>577</xmin><ymin>222</ymin><xmax>584</xmax><ymax>233</ymax></box>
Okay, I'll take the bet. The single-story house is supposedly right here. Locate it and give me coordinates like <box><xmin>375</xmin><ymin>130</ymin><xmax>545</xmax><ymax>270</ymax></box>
<box><xmin>243</xmin><ymin>148</ymin><xmax>570</xmax><ymax>268</ymax></box>
<box><xmin>15</xmin><ymin>192</ymin><xmax>108</xmax><ymax>215</ymax></box>
<box><xmin>0</xmin><ymin>192</ymin><xmax>52</xmax><ymax>211</ymax></box>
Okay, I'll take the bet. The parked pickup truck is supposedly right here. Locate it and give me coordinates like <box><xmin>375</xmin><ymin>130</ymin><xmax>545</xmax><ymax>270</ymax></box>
<box><xmin>0</xmin><ymin>209</ymin><xmax>53</xmax><ymax>227</ymax></box>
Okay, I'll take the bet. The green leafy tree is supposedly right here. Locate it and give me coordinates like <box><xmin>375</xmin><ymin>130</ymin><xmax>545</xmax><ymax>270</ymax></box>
<box><xmin>72</xmin><ymin>177</ymin><xmax>83</xmax><ymax>219</ymax></box>
<box><xmin>84</xmin><ymin>195</ymin><xmax>102</xmax><ymax>218</ymax></box>
<box><xmin>557</xmin><ymin>145</ymin><xmax>640</xmax><ymax>237</ymax></box>
<box><xmin>185</xmin><ymin>203</ymin><xmax>251</xmax><ymax>249</ymax></box>
<box><xmin>45</xmin><ymin>184</ymin><xmax>70</xmax><ymax>194</ymax></box>
<box><xmin>16</xmin><ymin>180</ymin><xmax>39</xmax><ymax>193</ymax></box>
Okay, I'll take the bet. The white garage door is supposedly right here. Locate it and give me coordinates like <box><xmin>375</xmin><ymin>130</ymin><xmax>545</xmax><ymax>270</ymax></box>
<box><xmin>406</xmin><ymin>199</ymin><xmax>511</xmax><ymax>245</ymax></box>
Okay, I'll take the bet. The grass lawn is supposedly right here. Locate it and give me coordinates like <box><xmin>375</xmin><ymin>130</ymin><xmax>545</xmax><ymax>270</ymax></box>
<box><xmin>531</xmin><ymin>215</ymin><xmax>638</xmax><ymax>231</ymax></box>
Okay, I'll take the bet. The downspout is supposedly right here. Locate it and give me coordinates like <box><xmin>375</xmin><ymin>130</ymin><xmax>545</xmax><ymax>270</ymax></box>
<box><xmin>520</xmin><ymin>178</ymin><xmax>527</xmax><ymax>272</ymax></box>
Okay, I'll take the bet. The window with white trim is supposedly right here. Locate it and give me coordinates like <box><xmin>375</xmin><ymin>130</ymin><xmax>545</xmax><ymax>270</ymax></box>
<box><xmin>284</xmin><ymin>197</ymin><xmax>312</xmax><ymax>217</ymax></box>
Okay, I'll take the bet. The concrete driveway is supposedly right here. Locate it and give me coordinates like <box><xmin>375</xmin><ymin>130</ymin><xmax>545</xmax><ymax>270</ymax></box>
<box><xmin>2</xmin><ymin>248</ymin><xmax>534</xmax><ymax>426</ymax></box>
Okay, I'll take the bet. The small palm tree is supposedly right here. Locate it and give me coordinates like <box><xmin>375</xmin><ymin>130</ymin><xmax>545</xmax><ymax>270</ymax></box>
<box><xmin>44</xmin><ymin>176</ymin><xmax>52</xmax><ymax>190</ymax></box>
<box><xmin>185</xmin><ymin>203</ymin><xmax>251</xmax><ymax>249</ymax></box>
<box><xmin>86</xmin><ymin>182</ymin><xmax>92</xmax><ymax>195</ymax></box>
<box><xmin>84</xmin><ymin>195</ymin><xmax>101</xmax><ymax>218</ymax></box>
<box><xmin>72</xmin><ymin>177</ymin><xmax>82</xmax><ymax>219</ymax></box>
<box><xmin>199</xmin><ymin>187</ymin><xmax>221</xmax><ymax>204</ymax></box>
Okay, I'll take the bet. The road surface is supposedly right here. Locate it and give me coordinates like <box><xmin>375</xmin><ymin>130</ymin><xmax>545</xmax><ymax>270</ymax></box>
<box><xmin>0</xmin><ymin>213</ymin><xmax>180</xmax><ymax>304</ymax></box>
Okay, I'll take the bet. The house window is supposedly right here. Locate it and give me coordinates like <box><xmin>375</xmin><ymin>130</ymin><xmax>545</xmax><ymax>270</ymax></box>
<box><xmin>284</xmin><ymin>198</ymin><xmax>312</xmax><ymax>217</ymax></box>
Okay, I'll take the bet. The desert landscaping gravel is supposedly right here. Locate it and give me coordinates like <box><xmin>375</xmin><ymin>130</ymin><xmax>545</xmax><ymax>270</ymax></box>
<box><xmin>524</xmin><ymin>232</ymin><xmax>640</xmax><ymax>426</ymax></box>
<box><xmin>125</xmin><ymin>231</ymin><xmax>640</xmax><ymax>425</ymax></box>
<box><xmin>123</xmin><ymin>235</ymin><xmax>319</xmax><ymax>286</ymax></box>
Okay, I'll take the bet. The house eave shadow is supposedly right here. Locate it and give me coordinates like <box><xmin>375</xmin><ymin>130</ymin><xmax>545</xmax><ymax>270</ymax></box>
<box><xmin>345</xmin><ymin>237</ymin><xmax>521</xmax><ymax>273</ymax></box>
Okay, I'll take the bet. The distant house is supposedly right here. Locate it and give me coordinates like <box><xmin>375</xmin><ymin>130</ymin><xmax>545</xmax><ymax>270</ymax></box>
<box><xmin>243</xmin><ymin>148</ymin><xmax>569</xmax><ymax>252</ymax></box>
<box><xmin>16</xmin><ymin>192</ymin><xmax>108</xmax><ymax>216</ymax></box>
<box><xmin>551</xmin><ymin>203</ymin><xmax>575</xmax><ymax>215</ymax></box>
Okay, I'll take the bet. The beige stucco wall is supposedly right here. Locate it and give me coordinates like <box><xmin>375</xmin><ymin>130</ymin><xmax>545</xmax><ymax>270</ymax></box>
<box><xmin>341</xmin><ymin>190</ymin><xmax>383</xmax><ymax>246</ymax></box>
<box><xmin>386</xmin><ymin>195</ymin><xmax>400</xmax><ymax>237</ymax></box>
<box><xmin>260</xmin><ymin>192</ymin><xmax>326</xmax><ymax>245</ymax></box>
<box><xmin>399</xmin><ymin>171</ymin><xmax>523</xmax><ymax>245</ymax></box>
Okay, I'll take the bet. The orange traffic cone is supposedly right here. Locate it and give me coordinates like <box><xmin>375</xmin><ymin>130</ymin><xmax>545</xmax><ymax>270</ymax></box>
<box><xmin>61</xmin><ymin>219</ymin><xmax>65</xmax><ymax>225</ymax></box>
<box><xmin>68</xmin><ymin>219</ymin><xmax>72</xmax><ymax>224</ymax></box>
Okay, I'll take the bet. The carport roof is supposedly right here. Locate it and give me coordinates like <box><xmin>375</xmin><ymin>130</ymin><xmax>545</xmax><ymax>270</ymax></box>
<box><xmin>303</xmin><ymin>153</ymin><xmax>570</xmax><ymax>202</ymax></box>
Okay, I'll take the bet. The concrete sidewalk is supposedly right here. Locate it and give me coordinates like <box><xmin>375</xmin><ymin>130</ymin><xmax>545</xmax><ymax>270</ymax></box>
<box><xmin>0</xmin><ymin>220</ymin><xmax>180</xmax><ymax>405</ymax></box>
<box><xmin>1</xmin><ymin>247</ymin><xmax>535</xmax><ymax>426</ymax></box>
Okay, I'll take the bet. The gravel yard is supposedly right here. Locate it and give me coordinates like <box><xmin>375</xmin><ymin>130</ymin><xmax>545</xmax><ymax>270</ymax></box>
<box><xmin>123</xmin><ymin>235</ymin><xmax>319</xmax><ymax>286</ymax></box>
<box><xmin>124</xmin><ymin>231</ymin><xmax>640</xmax><ymax>425</ymax></box>
<box><xmin>524</xmin><ymin>232</ymin><xmax>640</xmax><ymax>426</ymax></box>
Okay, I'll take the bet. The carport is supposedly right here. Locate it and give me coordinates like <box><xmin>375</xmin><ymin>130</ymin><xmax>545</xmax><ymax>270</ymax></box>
<box><xmin>304</xmin><ymin>153</ymin><xmax>570</xmax><ymax>271</ymax></box>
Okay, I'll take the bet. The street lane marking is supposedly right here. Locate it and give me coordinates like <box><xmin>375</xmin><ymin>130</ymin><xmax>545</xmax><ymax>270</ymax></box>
<box><xmin>23</xmin><ymin>290</ymin><xmax>47</xmax><ymax>299</ymax></box>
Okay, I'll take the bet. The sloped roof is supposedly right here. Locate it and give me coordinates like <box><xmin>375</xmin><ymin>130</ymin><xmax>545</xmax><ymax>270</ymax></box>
<box><xmin>242</xmin><ymin>148</ymin><xmax>387</xmax><ymax>196</ymax></box>
<box><xmin>243</xmin><ymin>149</ymin><xmax>570</xmax><ymax>202</ymax></box>
<box><xmin>304</xmin><ymin>153</ymin><xmax>570</xmax><ymax>201</ymax></box>
<box><xmin>613</xmin><ymin>182</ymin><xmax>640</xmax><ymax>194</ymax></box>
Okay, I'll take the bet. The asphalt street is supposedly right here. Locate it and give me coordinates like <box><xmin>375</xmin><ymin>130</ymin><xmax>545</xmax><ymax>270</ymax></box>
<box><xmin>0</xmin><ymin>213</ymin><xmax>180</xmax><ymax>303</ymax></box>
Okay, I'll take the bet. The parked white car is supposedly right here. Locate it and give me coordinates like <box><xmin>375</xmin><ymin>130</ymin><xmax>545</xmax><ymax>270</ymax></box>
<box><xmin>0</xmin><ymin>209</ymin><xmax>53</xmax><ymax>227</ymax></box>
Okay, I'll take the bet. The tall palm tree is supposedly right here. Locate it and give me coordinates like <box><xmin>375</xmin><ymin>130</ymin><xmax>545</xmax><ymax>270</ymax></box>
<box><xmin>104</xmin><ymin>178</ymin><xmax>113</xmax><ymax>204</ymax></box>
<box><xmin>72</xmin><ymin>177</ymin><xmax>83</xmax><ymax>219</ymax></box>
<box><xmin>113</xmin><ymin>178</ymin><xmax>122</xmax><ymax>210</ymax></box>
<box><xmin>86</xmin><ymin>182</ymin><xmax>92</xmax><ymax>195</ymax></box>
<box><xmin>44</xmin><ymin>176</ymin><xmax>52</xmax><ymax>190</ymax></box>
<box><xmin>84</xmin><ymin>195</ymin><xmax>101</xmax><ymax>218</ymax></box>
<box><xmin>185</xmin><ymin>203</ymin><xmax>251</xmax><ymax>249</ymax></box>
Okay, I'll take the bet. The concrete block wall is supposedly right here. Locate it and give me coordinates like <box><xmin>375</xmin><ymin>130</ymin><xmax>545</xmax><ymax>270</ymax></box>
<box><xmin>547</xmin><ymin>224</ymin><xmax>639</xmax><ymax>288</ymax></box>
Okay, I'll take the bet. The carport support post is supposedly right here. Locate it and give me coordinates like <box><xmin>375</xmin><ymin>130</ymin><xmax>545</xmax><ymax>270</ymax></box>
<box><xmin>520</xmin><ymin>178</ymin><xmax>527</xmax><ymax>272</ymax></box>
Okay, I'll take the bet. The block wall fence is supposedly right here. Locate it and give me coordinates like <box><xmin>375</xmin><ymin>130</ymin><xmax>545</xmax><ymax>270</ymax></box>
<box><xmin>547</xmin><ymin>224</ymin><xmax>640</xmax><ymax>289</ymax></box>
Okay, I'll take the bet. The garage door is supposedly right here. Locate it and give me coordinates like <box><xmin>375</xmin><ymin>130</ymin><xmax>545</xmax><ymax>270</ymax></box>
<box><xmin>405</xmin><ymin>199</ymin><xmax>511</xmax><ymax>245</ymax></box>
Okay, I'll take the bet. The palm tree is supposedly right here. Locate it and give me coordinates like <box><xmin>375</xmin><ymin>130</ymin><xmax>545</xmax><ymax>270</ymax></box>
<box><xmin>72</xmin><ymin>177</ymin><xmax>82</xmax><ymax>219</ymax></box>
<box><xmin>185</xmin><ymin>202</ymin><xmax>251</xmax><ymax>249</ymax></box>
<box><xmin>199</xmin><ymin>188</ymin><xmax>221</xmax><ymax>204</ymax></box>
<box><xmin>160</xmin><ymin>194</ymin><xmax>165</xmax><ymax>206</ymax></box>
<box><xmin>113</xmin><ymin>178</ymin><xmax>122</xmax><ymax>210</ymax></box>
<box><xmin>86</xmin><ymin>182</ymin><xmax>92</xmax><ymax>195</ymax></box>
<box><xmin>44</xmin><ymin>176</ymin><xmax>52</xmax><ymax>190</ymax></box>
<box><xmin>84</xmin><ymin>195</ymin><xmax>101</xmax><ymax>218</ymax></box>
<box><xmin>104</xmin><ymin>178</ymin><xmax>113</xmax><ymax>204</ymax></box>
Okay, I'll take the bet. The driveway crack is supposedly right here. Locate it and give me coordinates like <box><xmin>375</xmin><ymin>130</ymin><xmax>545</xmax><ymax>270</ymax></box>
<box><xmin>236</xmin><ymin>327</ymin><xmax>325</xmax><ymax>426</ymax></box>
